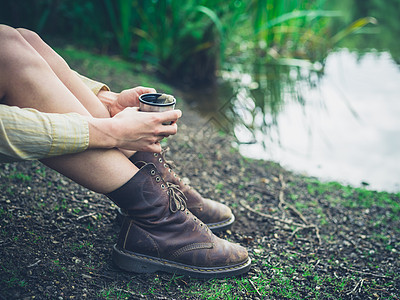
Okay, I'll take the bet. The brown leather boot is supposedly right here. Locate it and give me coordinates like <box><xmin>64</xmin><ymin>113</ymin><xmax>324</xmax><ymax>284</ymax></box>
<box><xmin>127</xmin><ymin>149</ymin><xmax>235</xmax><ymax>232</ymax></box>
<box><xmin>106</xmin><ymin>163</ymin><xmax>250</xmax><ymax>278</ymax></box>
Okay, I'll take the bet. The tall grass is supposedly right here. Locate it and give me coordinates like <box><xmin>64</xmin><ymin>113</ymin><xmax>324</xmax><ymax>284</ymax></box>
<box><xmin>1</xmin><ymin>0</ymin><xmax>376</xmax><ymax>85</ymax></box>
<box><xmin>242</xmin><ymin>0</ymin><xmax>376</xmax><ymax>63</ymax></box>
<box><xmin>103</xmin><ymin>0</ymin><xmax>133</xmax><ymax>58</ymax></box>
<box><xmin>130</xmin><ymin>1</ymin><xmax>225</xmax><ymax>85</ymax></box>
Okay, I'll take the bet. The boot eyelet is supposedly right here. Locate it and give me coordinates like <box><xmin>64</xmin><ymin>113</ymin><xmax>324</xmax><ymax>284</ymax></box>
<box><xmin>168</xmin><ymin>169</ymin><xmax>172</xmax><ymax>173</ymax></box>
<box><xmin>158</xmin><ymin>158</ymin><xmax>163</xmax><ymax>163</ymax></box>
<box><xmin>161</xmin><ymin>184</ymin><xmax>165</xmax><ymax>189</ymax></box>
<box><xmin>193</xmin><ymin>217</ymin><xmax>197</xmax><ymax>222</ymax></box>
<box><xmin>150</xmin><ymin>170</ymin><xmax>156</xmax><ymax>175</ymax></box>
<box><xmin>155</xmin><ymin>176</ymin><xmax>161</xmax><ymax>182</ymax></box>
<box><xmin>174</xmin><ymin>174</ymin><xmax>177</xmax><ymax>177</ymax></box>
<box><xmin>164</xmin><ymin>163</ymin><xmax>168</xmax><ymax>168</ymax></box>
<box><xmin>154</xmin><ymin>153</ymin><xmax>158</xmax><ymax>157</ymax></box>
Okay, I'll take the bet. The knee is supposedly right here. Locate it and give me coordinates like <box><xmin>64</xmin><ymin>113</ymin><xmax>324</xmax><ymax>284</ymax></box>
<box><xmin>0</xmin><ymin>25</ymin><xmax>23</xmax><ymax>43</ymax></box>
<box><xmin>16</xmin><ymin>27</ymin><xmax>42</xmax><ymax>44</ymax></box>
<box><xmin>0</xmin><ymin>26</ymin><xmax>43</xmax><ymax>72</ymax></box>
<box><xmin>0</xmin><ymin>25</ymin><xmax>26</xmax><ymax>59</ymax></box>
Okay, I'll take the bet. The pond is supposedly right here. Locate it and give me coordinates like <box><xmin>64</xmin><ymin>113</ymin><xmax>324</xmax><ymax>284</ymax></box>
<box><xmin>236</xmin><ymin>50</ymin><xmax>400</xmax><ymax>192</ymax></box>
<box><xmin>183</xmin><ymin>1</ymin><xmax>400</xmax><ymax>192</ymax></box>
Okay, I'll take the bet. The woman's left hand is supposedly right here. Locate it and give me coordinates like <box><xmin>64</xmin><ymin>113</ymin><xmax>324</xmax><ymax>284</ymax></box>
<box><xmin>97</xmin><ymin>86</ymin><xmax>156</xmax><ymax>117</ymax></box>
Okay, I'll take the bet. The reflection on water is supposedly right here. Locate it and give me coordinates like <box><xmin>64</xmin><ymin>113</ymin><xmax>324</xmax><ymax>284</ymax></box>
<box><xmin>182</xmin><ymin>0</ymin><xmax>400</xmax><ymax>192</ymax></box>
<box><xmin>183</xmin><ymin>49</ymin><xmax>400</xmax><ymax>192</ymax></box>
<box><xmin>237</xmin><ymin>50</ymin><xmax>400</xmax><ymax>192</ymax></box>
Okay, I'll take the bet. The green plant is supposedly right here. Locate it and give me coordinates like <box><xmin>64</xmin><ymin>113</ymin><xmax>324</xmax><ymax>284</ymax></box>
<box><xmin>131</xmin><ymin>1</ymin><xmax>225</xmax><ymax>85</ymax></box>
<box><xmin>245</xmin><ymin>0</ymin><xmax>376</xmax><ymax>63</ymax></box>
<box><xmin>103</xmin><ymin>0</ymin><xmax>134</xmax><ymax>58</ymax></box>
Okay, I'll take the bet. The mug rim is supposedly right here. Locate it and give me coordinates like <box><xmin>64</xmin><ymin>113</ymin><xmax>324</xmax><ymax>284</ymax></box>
<box><xmin>139</xmin><ymin>93</ymin><xmax>176</xmax><ymax>107</ymax></box>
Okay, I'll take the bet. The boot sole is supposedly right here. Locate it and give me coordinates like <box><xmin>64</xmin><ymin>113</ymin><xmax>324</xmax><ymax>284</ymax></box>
<box><xmin>206</xmin><ymin>214</ymin><xmax>235</xmax><ymax>232</ymax></box>
<box><xmin>112</xmin><ymin>244</ymin><xmax>251</xmax><ymax>279</ymax></box>
<box><xmin>116</xmin><ymin>207</ymin><xmax>235</xmax><ymax>233</ymax></box>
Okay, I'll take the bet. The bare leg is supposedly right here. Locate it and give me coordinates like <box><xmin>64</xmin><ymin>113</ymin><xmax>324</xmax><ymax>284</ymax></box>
<box><xmin>15</xmin><ymin>28</ymin><xmax>110</xmax><ymax>118</ymax></box>
<box><xmin>15</xmin><ymin>28</ymin><xmax>136</xmax><ymax>159</ymax></box>
<box><xmin>0</xmin><ymin>25</ymin><xmax>136</xmax><ymax>194</ymax></box>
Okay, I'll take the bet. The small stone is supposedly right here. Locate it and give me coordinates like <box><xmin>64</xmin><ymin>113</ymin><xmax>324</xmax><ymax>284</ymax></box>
<box><xmin>261</xmin><ymin>178</ymin><xmax>270</xmax><ymax>184</ymax></box>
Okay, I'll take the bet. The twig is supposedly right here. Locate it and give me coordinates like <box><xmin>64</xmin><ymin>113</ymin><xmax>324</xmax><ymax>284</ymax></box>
<box><xmin>359</xmin><ymin>278</ymin><xmax>365</xmax><ymax>293</ymax></box>
<box><xmin>76</xmin><ymin>212</ymin><xmax>97</xmax><ymax>220</ymax></box>
<box><xmin>346</xmin><ymin>278</ymin><xmax>365</xmax><ymax>295</ymax></box>
<box><xmin>290</xmin><ymin>224</ymin><xmax>321</xmax><ymax>245</ymax></box>
<box><xmin>240</xmin><ymin>200</ymin><xmax>304</xmax><ymax>227</ymax></box>
<box><xmin>279</xmin><ymin>174</ymin><xmax>308</xmax><ymax>224</ymax></box>
<box><xmin>314</xmin><ymin>259</ymin><xmax>320</xmax><ymax>269</ymax></box>
<box><xmin>314</xmin><ymin>225</ymin><xmax>322</xmax><ymax>245</ymax></box>
<box><xmin>339</xmin><ymin>233</ymin><xmax>357</xmax><ymax>248</ymax></box>
<box><xmin>278</xmin><ymin>174</ymin><xmax>287</xmax><ymax>219</ymax></box>
<box><xmin>341</xmin><ymin>266</ymin><xmax>390</xmax><ymax>279</ymax></box>
<box><xmin>27</xmin><ymin>259</ymin><xmax>41</xmax><ymax>268</ymax></box>
<box><xmin>248</xmin><ymin>279</ymin><xmax>262</xmax><ymax>297</ymax></box>
<box><xmin>240</xmin><ymin>200</ymin><xmax>322</xmax><ymax>245</ymax></box>
<box><xmin>251</xmin><ymin>186</ymin><xmax>275</xmax><ymax>197</ymax></box>
<box><xmin>114</xmin><ymin>289</ymin><xmax>140</xmax><ymax>297</ymax></box>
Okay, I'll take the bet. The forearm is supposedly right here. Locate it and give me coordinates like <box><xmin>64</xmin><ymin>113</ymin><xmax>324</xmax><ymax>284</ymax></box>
<box><xmin>86</xmin><ymin>117</ymin><xmax>117</xmax><ymax>149</ymax></box>
<box><xmin>86</xmin><ymin>108</ymin><xmax>182</xmax><ymax>153</ymax></box>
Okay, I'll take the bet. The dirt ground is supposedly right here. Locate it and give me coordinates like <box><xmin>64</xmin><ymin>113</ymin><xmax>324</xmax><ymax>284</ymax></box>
<box><xmin>1</xmin><ymin>103</ymin><xmax>399</xmax><ymax>299</ymax></box>
<box><xmin>0</xmin><ymin>53</ymin><xmax>399</xmax><ymax>299</ymax></box>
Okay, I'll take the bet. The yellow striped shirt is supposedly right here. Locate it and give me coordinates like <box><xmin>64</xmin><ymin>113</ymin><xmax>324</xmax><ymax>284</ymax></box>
<box><xmin>0</xmin><ymin>106</ymin><xmax>89</xmax><ymax>162</ymax></box>
<box><xmin>0</xmin><ymin>73</ymin><xmax>108</xmax><ymax>163</ymax></box>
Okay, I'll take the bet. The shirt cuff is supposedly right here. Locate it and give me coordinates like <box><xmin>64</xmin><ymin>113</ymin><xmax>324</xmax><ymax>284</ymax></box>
<box><xmin>74</xmin><ymin>71</ymin><xmax>110</xmax><ymax>95</ymax></box>
<box><xmin>47</xmin><ymin>112</ymin><xmax>89</xmax><ymax>158</ymax></box>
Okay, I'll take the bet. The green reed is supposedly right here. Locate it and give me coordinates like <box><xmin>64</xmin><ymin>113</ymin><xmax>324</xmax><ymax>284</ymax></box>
<box><xmin>103</xmin><ymin>0</ymin><xmax>133</xmax><ymax>58</ymax></box>
<box><xmin>1</xmin><ymin>0</ymin><xmax>375</xmax><ymax>85</ymax></box>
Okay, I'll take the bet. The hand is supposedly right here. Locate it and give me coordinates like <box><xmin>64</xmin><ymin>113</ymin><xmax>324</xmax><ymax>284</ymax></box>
<box><xmin>87</xmin><ymin>107</ymin><xmax>182</xmax><ymax>153</ymax></box>
<box><xmin>97</xmin><ymin>86</ymin><xmax>156</xmax><ymax>117</ymax></box>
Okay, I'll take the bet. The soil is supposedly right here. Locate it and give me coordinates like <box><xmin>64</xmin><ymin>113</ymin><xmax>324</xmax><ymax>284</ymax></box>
<box><xmin>1</xmin><ymin>56</ymin><xmax>399</xmax><ymax>299</ymax></box>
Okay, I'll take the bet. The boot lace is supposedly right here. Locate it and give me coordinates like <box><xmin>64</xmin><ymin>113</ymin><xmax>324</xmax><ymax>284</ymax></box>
<box><xmin>161</xmin><ymin>147</ymin><xmax>177</xmax><ymax>169</ymax></box>
<box><xmin>167</xmin><ymin>182</ymin><xmax>187</xmax><ymax>213</ymax></box>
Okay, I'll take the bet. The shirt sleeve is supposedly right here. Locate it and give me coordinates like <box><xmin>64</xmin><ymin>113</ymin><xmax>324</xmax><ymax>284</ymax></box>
<box><xmin>0</xmin><ymin>105</ymin><xmax>89</xmax><ymax>163</ymax></box>
<box><xmin>74</xmin><ymin>71</ymin><xmax>110</xmax><ymax>95</ymax></box>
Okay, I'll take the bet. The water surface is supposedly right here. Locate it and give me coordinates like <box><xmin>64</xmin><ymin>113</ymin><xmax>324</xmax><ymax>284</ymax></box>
<box><xmin>235</xmin><ymin>50</ymin><xmax>400</xmax><ymax>192</ymax></box>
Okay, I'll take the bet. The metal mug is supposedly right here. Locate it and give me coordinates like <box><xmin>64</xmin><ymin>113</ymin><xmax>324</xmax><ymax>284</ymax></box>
<box><xmin>139</xmin><ymin>93</ymin><xmax>176</xmax><ymax>125</ymax></box>
<box><xmin>139</xmin><ymin>93</ymin><xmax>176</xmax><ymax>112</ymax></box>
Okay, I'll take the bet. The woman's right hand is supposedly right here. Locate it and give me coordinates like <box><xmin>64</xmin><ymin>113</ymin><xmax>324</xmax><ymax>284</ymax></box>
<box><xmin>87</xmin><ymin>107</ymin><xmax>182</xmax><ymax>153</ymax></box>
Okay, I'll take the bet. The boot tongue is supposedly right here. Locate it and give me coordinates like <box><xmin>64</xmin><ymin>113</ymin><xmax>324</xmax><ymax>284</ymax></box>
<box><xmin>106</xmin><ymin>163</ymin><xmax>187</xmax><ymax>216</ymax></box>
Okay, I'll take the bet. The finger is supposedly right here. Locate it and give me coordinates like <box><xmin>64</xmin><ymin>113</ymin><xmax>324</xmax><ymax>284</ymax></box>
<box><xmin>135</xmin><ymin>86</ymin><xmax>157</xmax><ymax>95</ymax></box>
<box><xmin>156</xmin><ymin>123</ymin><xmax>178</xmax><ymax>136</ymax></box>
<box><xmin>146</xmin><ymin>142</ymin><xmax>162</xmax><ymax>153</ymax></box>
<box><xmin>159</xmin><ymin>109</ymin><xmax>182</xmax><ymax>123</ymax></box>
